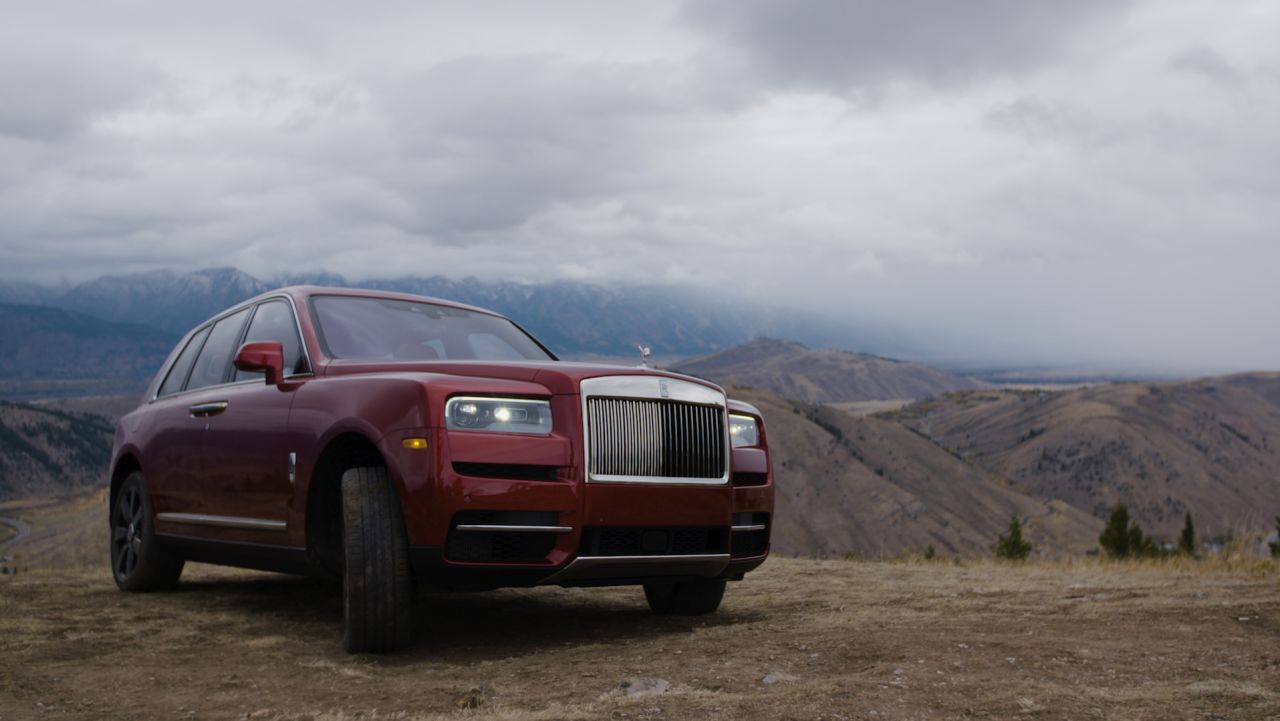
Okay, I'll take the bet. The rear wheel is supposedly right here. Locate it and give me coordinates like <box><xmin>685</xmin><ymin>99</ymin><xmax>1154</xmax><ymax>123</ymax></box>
<box><xmin>643</xmin><ymin>578</ymin><xmax>726</xmax><ymax>615</ymax></box>
<box><xmin>341</xmin><ymin>466</ymin><xmax>413</xmax><ymax>653</ymax></box>
<box><xmin>110</xmin><ymin>472</ymin><xmax>184</xmax><ymax>591</ymax></box>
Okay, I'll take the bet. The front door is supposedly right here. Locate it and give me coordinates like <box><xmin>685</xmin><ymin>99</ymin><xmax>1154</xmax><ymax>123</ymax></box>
<box><xmin>186</xmin><ymin>299</ymin><xmax>310</xmax><ymax>542</ymax></box>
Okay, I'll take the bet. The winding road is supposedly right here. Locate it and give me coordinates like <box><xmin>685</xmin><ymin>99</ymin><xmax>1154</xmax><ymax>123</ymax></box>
<box><xmin>0</xmin><ymin>515</ymin><xmax>32</xmax><ymax>561</ymax></box>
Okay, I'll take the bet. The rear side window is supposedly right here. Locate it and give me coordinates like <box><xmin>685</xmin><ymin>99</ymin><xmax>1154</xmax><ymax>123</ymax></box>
<box><xmin>157</xmin><ymin>326</ymin><xmax>210</xmax><ymax>397</ymax></box>
<box><xmin>233</xmin><ymin>300</ymin><xmax>306</xmax><ymax>382</ymax></box>
<box><xmin>186</xmin><ymin>308</ymin><xmax>250</xmax><ymax>391</ymax></box>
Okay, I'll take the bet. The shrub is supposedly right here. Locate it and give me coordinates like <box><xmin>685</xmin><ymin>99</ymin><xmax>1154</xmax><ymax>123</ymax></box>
<box><xmin>1270</xmin><ymin>516</ymin><xmax>1279</xmax><ymax>559</ymax></box>
<box><xmin>994</xmin><ymin>514</ymin><xmax>1032</xmax><ymax>560</ymax></box>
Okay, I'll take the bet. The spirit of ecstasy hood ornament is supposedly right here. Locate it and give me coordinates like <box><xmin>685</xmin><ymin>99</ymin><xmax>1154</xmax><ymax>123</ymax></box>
<box><xmin>637</xmin><ymin>344</ymin><xmax>651</xmax><ymax>368</ymax></box>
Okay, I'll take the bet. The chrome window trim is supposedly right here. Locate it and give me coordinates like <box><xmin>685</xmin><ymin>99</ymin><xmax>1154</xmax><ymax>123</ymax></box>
<box><xmin>153</xmin><ymin>324</ymin><xmax>212</xmax><ymax>401</ymax></box>
<box><xmin>149</xmin><ymin>293</ymin><xmax>315</xmax><ymax>403</ymax></box>
<box><xmin>155</xmin><ymin>512</ymin><xmax>287</xmax><ymax>532</ymax></box>
<box><xmin>579</xmin><ymin>375</ymin><xmax>730</xmax><ymax>486</ymax></box>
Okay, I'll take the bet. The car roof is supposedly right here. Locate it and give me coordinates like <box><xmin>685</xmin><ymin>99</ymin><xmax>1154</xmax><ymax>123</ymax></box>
<box><xmin>276</xmin><ymin>286</ymin><xmax>505</xmax><ymax>319</ymax></box>
<box><xmin>186</xmin><ymin>285</ymin><xmax>510</xmax><ymax>334</ymax></box>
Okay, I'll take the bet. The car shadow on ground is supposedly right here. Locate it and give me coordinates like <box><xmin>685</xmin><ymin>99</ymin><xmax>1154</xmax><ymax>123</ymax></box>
<box><xmin>165</xmin><ymin>570</ymin><xmax>766</xmax><ymax>660</ymax></box>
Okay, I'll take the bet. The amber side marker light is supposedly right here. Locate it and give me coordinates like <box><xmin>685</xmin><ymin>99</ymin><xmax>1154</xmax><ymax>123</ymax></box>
<box><xmin>402</xmin><ymin>438</ymin><xmax>429</xmax><ymax>450</ymax></box>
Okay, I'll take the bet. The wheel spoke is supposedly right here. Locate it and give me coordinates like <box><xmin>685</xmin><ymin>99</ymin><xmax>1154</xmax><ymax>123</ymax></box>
<box><xmin>113</xmin><ymin>527</ymin><xmax>127</xmax><ymax>541</ymax></box>
<box><xmin>115</xmin><ymin>547</ymin><xmax>128</xmax><ymax>575</ymax></box>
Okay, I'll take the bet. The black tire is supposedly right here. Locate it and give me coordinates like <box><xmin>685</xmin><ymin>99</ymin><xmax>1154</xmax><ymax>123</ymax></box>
<box><xmin>341</xmin><ymin>466</ymin><xmax>413</xmax><ymax>653</ymax></box>
<box><xmin>110</xmin><ymin>472</ymin><xmax>184</xmax><ymax>591</ymax></box>
<box><xmin>643</xmin><ymin>578</ymin><xmax>726</xmax><ymax>615</ymax></box>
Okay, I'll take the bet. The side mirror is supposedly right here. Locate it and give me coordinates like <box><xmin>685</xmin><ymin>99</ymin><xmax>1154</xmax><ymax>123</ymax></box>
<box><xmin>233</xmin><ymin>341</ymin><xmax>285</xmax><ymax>386</ymax></box>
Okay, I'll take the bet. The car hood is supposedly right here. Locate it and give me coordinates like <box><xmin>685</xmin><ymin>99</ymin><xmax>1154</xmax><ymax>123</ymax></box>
<box><xmin>320</xmin><ymin>359</ymin><xmax>725</xmax><ymax>396</ymax></box>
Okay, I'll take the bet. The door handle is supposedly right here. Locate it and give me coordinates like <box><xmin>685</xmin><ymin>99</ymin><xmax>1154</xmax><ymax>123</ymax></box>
<box><xmin>189</xmin><ymin>401</ymin><xmax>229</xmax><ymax>417</ymax></box>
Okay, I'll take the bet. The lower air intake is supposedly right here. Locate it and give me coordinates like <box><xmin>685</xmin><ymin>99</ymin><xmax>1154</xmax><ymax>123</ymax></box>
<box><xmin>580</xmin><ymin>526</ymin><xmax>728</xmax><ymax>557</ymax></box>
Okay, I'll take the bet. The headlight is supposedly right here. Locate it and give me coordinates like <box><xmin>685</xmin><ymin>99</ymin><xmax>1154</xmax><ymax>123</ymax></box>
<box><xmin>729</xmin><ymin>413</ymin><xmax>760</xmax><ymax>448</ymax></box>
<box><xmin>446</xmin><ymin>396</ymin><xmax>553</xmax><ymax>435</ymax></box>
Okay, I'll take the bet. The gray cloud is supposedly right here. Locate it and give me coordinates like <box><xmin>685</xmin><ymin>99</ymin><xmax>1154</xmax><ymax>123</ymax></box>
<box><xmin>1170</xmin><ymin>46</ymin><xmax>1244</xmax><ymax>86</ymax></box>
<box><xmin>0</xmin><ymin>46</ymin><xmax>156</xmax><ymax>141</ymax></box>
<box><xmin>1</xmin><ymin>0</ymin><xmax>1279</xmax><ymax>375</ymax></box>
<box><xmin>680</xmin><ymin>0</ymin><xmax>1125</xmax><ymax>93</ymax></box>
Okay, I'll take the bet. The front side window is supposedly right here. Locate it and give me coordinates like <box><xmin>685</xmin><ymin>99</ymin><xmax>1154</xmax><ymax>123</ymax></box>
<box><xmin>233</xmin><ymin>300</ymin><xmax>306</xmax><ymax>382</ymax></box>
<box><xmin>157</xmin><ymin>326</ymin><xmax>211</xmax><ymax>397</ymax></box>
<box><xmin>310</xmin><ymin>296</ymin><xmax>553</xmax><ymax>362</ymax></box>
<box><xmin>186</xmin><ymin>308</ymin><xmax>251</xmax><ymax>391</ymax></box>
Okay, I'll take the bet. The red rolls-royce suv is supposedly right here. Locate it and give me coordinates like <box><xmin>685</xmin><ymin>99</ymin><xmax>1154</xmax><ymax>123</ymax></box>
<box><xmin>109</xmin><ymin>286</ymin><xmax>773</xmax><ymax>652</ymax></box>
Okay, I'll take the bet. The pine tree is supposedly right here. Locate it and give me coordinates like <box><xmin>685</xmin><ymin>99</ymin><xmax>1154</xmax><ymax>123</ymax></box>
<box><xmin>1099</xmin><ymin>502</ymin><xmax>1157</xmax><ymax>558</ymax></box>
<box><xmin>1099</xmin><ymin>503</ymin><xmax>1133</xmax><ymax>557</ymax></box>
<box><xmin>995</xmin><ymin>514</ymin><xmax>1032</xmax><ymax>560</ymax></box>
<box><xmin>1178</xmin><ymin>511</ymin><xmax>1196</xmax><ymax>557</ymax></box>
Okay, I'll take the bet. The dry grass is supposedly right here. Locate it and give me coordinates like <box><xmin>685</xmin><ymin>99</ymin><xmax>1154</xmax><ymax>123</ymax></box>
<box><xmin>2</xmin><ymin>488</ymin><xmax>1277</xmax><ymax>719</ymax></box>
<box><xmin>2</xmin><ymin>554</ymin><xmax>1278</xmax><ymax>721</ymax></box>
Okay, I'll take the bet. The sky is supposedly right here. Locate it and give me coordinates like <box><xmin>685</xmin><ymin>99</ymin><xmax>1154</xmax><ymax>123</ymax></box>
<box><xmin>1</xmin><ymin>0</ymin><xmax>1278</xmax><ymax>374</ymax></box>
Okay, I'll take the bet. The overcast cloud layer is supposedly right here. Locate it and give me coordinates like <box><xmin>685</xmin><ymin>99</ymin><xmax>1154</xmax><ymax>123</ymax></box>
<box><xmin>2</xmin><ymin>0</ymin><xmax>1278</xmax><ymax>374</ymax></box>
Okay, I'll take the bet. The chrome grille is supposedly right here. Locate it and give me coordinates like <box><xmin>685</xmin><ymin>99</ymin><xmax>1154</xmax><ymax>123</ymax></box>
<box><xmin>587</xmin><ymin>398</ymin><xmax>726</xmax><ymax>480</ymax></box>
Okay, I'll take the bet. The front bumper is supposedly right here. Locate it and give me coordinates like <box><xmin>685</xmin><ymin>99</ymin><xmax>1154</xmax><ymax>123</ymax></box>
<box><xmin>386</xmin><ymin>408</ymin><xmax>773</xmax><ymax>590</ymax></box>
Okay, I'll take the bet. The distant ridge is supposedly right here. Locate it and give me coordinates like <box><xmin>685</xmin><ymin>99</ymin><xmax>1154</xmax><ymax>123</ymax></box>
<box><xmin>672</xmin><ymin>338</ymin><xmax>990</xmax><ymax>403</ymax></box>
<box><xmin>0</xmin><ymin>303</ymin><xmax>172</xmax><ymax>380</ymax></box>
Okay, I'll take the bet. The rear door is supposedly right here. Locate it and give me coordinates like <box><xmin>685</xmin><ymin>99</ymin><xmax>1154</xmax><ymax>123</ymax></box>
<box><xmin>156</xmin><ymin>307</ymin><xmax>252</xmax><ymax>524</ymax></box>
<box><xmin>145</xmin><ymin>325</ymin><xmax>212</xmax><ymax>514</ymax></box>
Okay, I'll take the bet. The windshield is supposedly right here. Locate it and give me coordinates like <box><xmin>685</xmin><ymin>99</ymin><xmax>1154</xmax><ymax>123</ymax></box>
<box><xmin>310</xmin><ymin>295</ymin><xmax>554</xmax><ymax>362</ymax></box>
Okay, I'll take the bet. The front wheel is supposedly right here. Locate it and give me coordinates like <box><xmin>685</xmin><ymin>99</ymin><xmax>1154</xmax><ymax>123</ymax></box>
<box><xmin>643</xmin><ymin>578</ymin><xmax>726</xmax><ymax>615</ymax></box>
<box><xmin>341</xmin><ymin>466</ymin><xmax>413</xmax><ymax>653</ymax></box>
<box><xmin>110</xmin><ymin>472</ymin><xmax>184</xmax><ymax>591</ymax></box>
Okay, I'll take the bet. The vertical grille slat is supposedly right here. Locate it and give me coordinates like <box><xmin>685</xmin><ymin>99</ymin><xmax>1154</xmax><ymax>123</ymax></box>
<box><xmin>586</xmin><ymin>397</ymin><xmax>726</xmax><ymax>481</ymax></box>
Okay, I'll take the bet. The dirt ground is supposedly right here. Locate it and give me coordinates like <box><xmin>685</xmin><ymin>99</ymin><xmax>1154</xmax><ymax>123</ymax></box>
<box><xmin>1</xmin><ymin>556</ymin><xmax>1277</xmax><ymax>721</ymax></box>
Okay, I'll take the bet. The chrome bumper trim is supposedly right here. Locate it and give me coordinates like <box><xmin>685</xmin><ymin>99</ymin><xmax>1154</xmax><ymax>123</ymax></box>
<box><xmin>540</xmin><ymin>553</ymin><xmax>731</xmax><ymax>585</ymax></box>
<box><xmin>731</xmin><ymin>524</ymin><xmax>768</xmax><ymax>532</ymax></box>
<box><xmin>454</xmin><ymin>524</ymin><xmax>573</xmax><ymax>534</ymax></box>
<box><xmin>155</xmin><ymin>512</ymin><xmax>287</xmax><ymax>532</ymax></box>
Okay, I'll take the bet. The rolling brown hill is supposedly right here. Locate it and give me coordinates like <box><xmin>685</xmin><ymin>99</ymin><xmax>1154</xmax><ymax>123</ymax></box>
<box><xmin>738</xmin><ymin>388</ymin><xmax>1101</xmax><ymax>558</ymax></box>
<box><xmin>892</xmin><ymin>374</ymin><xmax>1280</xmax><ymax>545</ymax></box>
<box><xmin>673</xmin><ymin>338</ymin><xmax>990</xmax><ymax>404</ymax></box>
<box><xmin>0</xmin><ymin>401</ymin><xmax>114</xmax><ymax>499</ymax></box>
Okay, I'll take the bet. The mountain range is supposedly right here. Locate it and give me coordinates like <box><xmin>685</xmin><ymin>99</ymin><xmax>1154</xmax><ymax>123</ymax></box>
<box><xmin>2</xmin><ymin>267</ymin><xmax>1277</xmax><ymax>557</ymax></box>
<box><xmin>0</xmin><ymin>267</ymin><xmax>879</xmax><ymax>370</ymax></box>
